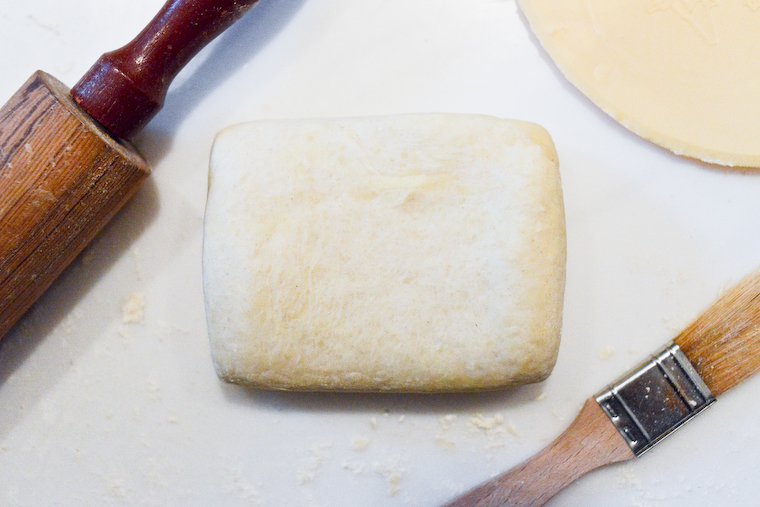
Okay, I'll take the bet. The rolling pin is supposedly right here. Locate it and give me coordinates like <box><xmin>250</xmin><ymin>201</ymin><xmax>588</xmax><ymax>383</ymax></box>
<box><xmin>0</xmin><ymin>0</ymin><xmax>259</xmax><ymax>339</ymax></box>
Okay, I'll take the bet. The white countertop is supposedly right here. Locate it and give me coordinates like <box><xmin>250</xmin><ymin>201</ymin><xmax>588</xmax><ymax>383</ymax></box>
<box><xmin>1</xmin><ymin>1</ymin><xmax>759</xmax><ymax>505</ymax></box>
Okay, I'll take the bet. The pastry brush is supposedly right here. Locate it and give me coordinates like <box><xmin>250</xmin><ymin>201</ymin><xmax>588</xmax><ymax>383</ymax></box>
<box><xmin>0</xmin><ymin>0</ymin><xmax>258</xmax><ymax>340</ymax></box>
<box><xmin>448</xmin><ymin>268</ymin><xmax>760</xmax><ymax>506</ymax></box>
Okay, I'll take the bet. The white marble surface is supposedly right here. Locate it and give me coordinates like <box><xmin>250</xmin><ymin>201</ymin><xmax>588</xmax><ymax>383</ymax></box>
<box><xmin>0</xmin><ymin>1</ymin><xmax>758</xmax><ymax>505</ymax></box>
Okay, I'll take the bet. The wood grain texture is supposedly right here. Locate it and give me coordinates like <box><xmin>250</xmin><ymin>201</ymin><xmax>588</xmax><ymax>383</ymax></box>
<box><xmin>446</xmin><ymin>399</ymin><xmax>633</xmax><ymax>507</ymax></box>
<box><xmin>0</xmin><ymin>72</ymin><xmax>149</xmax><ymax>339</ymax></box>
<box><xmin>675</xmin><ymin>270</ymin><xmax>760</xmax><ymax>397</ymax></box>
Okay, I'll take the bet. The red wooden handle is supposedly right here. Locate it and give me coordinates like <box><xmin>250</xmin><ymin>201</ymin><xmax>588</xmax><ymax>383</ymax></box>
<box><xmin>71</xmin><ymin>0</ymin><xmax>259</xmax><ymax>140</ymax></box>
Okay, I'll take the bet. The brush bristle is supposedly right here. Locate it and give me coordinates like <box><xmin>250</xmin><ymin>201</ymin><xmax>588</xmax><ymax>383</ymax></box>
<box><xmin>674</xmin><ymin>270</ymin><xmax>760</xmax><ymax>397</ymax></box>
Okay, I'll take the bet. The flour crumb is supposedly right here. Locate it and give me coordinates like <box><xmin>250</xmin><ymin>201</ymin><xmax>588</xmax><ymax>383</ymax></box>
<box><xmin>23</xmin><ymin>143</ymin><xmax>34</xmax><ymax>155</ymax></box>
<box><xmin>550</xmin><ymin>409</ymin><xmax>567</xmax><ymax>422</ymax></box>
<box><xmin>618</xmin><ymin>467</ymin><xmax>642</xmax><ymax>489</ymax></box>
<box><xmin>341</xmin><ymin>460</ymin><xmax>365</xmax><ymax>475</ymax></box>
<box><xmin>438</xmin><ymin>414</ymin><xmax>457</xmax><ymax>431</ymax></box>
<box><xmin>469</xmin><ymin>413</ymin><xmax>505</xmax><ymax>433</ymax></box>
<box><xmin>351</xmin><ymin>437</ymin><xmax>370</xmax><ymax>452</ymax></box>
<box><xmin>227</xmin><ymin>466</ymin><xmax>263</xmax><ymax>504</ymax></box>
<box><xmin>146</xmin><ymin>380</ymin><xmax>162</xmax><ymax>401</ymax></box>
<box><xmin>598</xmin><ymin>346</ymin><xmax>615</xmax><ymax>359</ymax></box>
<box><xmin>122</xmin><ymin>292</ymin><xmax>145</xmax><ymax>324</ymax></box>
<box><xmin>434</xmin><ymin>435</ymin><xmax>456</xmax><ymax>449</ymax></box>
<box><xmin>370</xmin><ymin>416</ymin><xmax>378</xmax><ymax>430</ymax></box>
<box><xmin>59</xmin><ymin>307</ymin><xmax>83</xmax><ymax>335</ymax></box>
<box><xmin>373</xmin><ymin>461</ymin><xmax>405</xmax><ymax>496</ymax></box>
<box><xmin>108</xmin><ymin>478</ymin><xmax>127</xmax><ymax>498</ymax></box>
<box><xmin>296</xmin><ymin>443</ymin><xmax>333</xmax><ymax>485</ymax></box>
<box><xmin>535</xmin><ymin>392</ymin><xmax>547</xmax><ymax>401</ymax></box>
<box><xmin>397</xmin><ymin>415</ymin><xmax>405</xmax><ymax>423</ymax></box>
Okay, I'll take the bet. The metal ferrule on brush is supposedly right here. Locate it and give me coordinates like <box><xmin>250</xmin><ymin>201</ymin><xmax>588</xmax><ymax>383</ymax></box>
<box><xmin>595</xmin><ymin>342</ymin><xmax>716</xmax><ymax>456</ymax></box>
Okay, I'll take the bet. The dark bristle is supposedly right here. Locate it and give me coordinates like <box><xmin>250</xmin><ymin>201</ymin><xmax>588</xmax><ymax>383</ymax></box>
<box><xmin>675</xmin><ymin>270</ymin><xmax>760</xmax><ymax>397</ymax></box>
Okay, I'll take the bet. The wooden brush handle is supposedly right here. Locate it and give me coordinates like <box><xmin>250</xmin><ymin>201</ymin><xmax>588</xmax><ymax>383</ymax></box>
<box><xmin>447</xmin><ymin>399</ymin><xmax>634</xmax><ymax>507</ymax></box>
<box><xmin>72</xmin><ymin>0</ymin><xmax>259</xmax><ymax>140</ymax></box>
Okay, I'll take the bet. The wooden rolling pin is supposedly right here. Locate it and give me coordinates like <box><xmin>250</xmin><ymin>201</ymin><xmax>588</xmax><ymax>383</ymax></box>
<box><xmin>0</xmin><ymin>0</ymin><xmax>258</xmax><ymax>339</ymax></box>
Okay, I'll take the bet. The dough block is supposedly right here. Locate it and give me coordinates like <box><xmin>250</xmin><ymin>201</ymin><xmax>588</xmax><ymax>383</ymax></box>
<box><xmin>203</xmin><ymin>114</ymin><xmax>565</xmax><ymax>392</ymax></box>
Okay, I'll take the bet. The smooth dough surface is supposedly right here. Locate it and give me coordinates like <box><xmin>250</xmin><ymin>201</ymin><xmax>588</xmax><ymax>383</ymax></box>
<box><xmin>519</xmin><ymin>0</ymin><xmax>760</xmax><ymax>167</ymax></box>
<box><xmin>203</xmin><ymin>114</ymin><xmax>565</xmax><ymax>392</ymax></box>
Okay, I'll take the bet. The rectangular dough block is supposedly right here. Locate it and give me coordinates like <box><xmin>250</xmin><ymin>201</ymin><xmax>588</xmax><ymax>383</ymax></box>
<box><xmin>203</xmin><ymin>114</ymin><xmax>565</xmax><ymax>392</ymax></box>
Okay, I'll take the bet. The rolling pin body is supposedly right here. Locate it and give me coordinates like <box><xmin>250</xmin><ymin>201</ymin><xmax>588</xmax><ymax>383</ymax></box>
<box><xmin>0</xmin><ymin>0</ymin><xmax>258</xmax><ymax>340</ymax></box>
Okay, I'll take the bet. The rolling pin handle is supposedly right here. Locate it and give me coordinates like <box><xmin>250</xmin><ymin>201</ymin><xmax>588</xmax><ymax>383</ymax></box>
<box><xmin>71</xmin><ymin>0</ymin><xmax>259</xmax><ymax>140</ymax></box>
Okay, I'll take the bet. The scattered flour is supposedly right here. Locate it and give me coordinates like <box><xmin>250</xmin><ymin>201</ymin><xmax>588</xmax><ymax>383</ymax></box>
<box><xmin>467</xmin><ymin>412</ymin><xmax>521</xmax><ymax>448</ymax></box>
<box><xmin>107</xmin><ymin>477</ymin><xmax>128</xmax><ymax>499</ymax></box>
<box><xmin>598</xmin><ymin>346</ymin><xmax>616</xmax><ymax>359</ymax></box>
<box><xmin>438</xmin><ymin>414</ymin><xmax>457</xmax><ymax>430</ymax></box>
<box><xmin>146</xmin><ymin>380</ymin><xmax>162</xmax><ymax>401</ymax></box>
<box><xmin>434</xmin><ymin>435</ymin><xmax>456</xmax><ymax>449</ymax></box>
<box><xmin>59</xmin><ymin>307</ymin><xmax>83</xmax><ymax>335</ymax></box>
<box><xmin>469</xmin><ymin>413</ymin><xmax>505</xmax><ymax>433</ymax></box>
<box><xmin>550</xmin><ymin>409</ymin><xmax>567</xmax><ymax>422</ymax></box>
<box><xmin>296</xmin><ymin>444</ymin><xmax>333</xmax><ymax>485</ymax></box>
<box><xmin>618</xmin><ymin>466</ymin><xmax>643</xmax><ymax>489</ymax></box>
<box><xmin>435</xmin><ymin>414</ymin><xmax>459</xmax><ymax>448</ymax></box>
<box><xmin>373</xmin><ymin>461</ymin><xmax>405</xmax><ymax>496</ymax></box>
<box><xmin>122</xmin><ymin>293</ymin><xmax>145</xmax><ymax>324</ymax></box>
<box><xmin>341</xmin><ymin>460</ymin><xmax>365</xmax><ymax>475</ymax></box>
<box><xmin>227</xmin><ymin>467</ymin><xmax>263</xmax><ymax>505</ymax></box>
<box><xmin>351</xmin><ymin>437</ymin><xmax>370</xmax><ymax>452</ymax></box>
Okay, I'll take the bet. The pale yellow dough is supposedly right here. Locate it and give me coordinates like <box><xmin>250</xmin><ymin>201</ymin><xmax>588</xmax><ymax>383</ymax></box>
<box><xmin>203</xmin><ymin>114</ymin><xmax>565</xmax><ymax>392</ymax></box>
<box><xmin>519</xmin><ymin>0</ymin><xmax>760</xmax><ymax>167</ymax></box>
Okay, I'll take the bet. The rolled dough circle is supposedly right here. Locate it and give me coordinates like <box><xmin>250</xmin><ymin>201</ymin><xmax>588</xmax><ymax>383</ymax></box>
<box><xmin>519</xmin><ymin>0</ymin><xmax>760</xmax><ymax>167</ymax></box>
